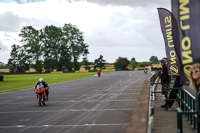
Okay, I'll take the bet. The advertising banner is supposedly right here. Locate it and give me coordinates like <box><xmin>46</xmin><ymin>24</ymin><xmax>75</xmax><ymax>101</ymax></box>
<box><xmin>157</xmin><ymin>8</ymin><xmax>180</xmax><ymax>76</ymax></box>
<box><xmin>171</xmin><ymin>0</ymin><xmax>200</xmax><ymax>85</ymax></box>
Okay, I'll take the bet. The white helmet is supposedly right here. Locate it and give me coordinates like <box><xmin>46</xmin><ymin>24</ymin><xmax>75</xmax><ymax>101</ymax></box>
<box><xmin>39</xmin><ymin>78</ymin><xmax>44</xmax><ymax>82</ymax></box>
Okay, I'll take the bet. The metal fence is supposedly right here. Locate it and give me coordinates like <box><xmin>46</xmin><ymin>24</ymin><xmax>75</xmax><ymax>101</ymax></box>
<box><xmin>177</xmin><ymin>88</ymin><xmax>197</xmax><ymax>133</ymax></box>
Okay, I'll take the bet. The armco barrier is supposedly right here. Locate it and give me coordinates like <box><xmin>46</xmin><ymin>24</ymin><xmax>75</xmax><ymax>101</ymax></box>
<box><xmin>63</xmin><ymin>71</ymin><xmax>75</xmax><ymax>73</ymax></box>
<box><xmin>88</xmin><ymin>70</ymin><xmax>97</xmax><ymax>72</ymax></box>
<box><xmin>150</xmin><ymin>78</ymin><xmax>161</xmax><ymax>101</ymax></box>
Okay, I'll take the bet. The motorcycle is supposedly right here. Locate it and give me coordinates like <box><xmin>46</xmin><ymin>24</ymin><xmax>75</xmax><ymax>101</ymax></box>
<box><xmin>97</xmin><ymin>71</ymin><xmax>101</xmax><ymax>77</ymax></box>
<box><xmin>144</xmin><ymin>70</ymin><xmax>147</xmax><ymax>74</ymax></box>
<box><xmin>35</xmin><ymin>84</ymin><xmax>46</xmax><ymax>106</ymax></box>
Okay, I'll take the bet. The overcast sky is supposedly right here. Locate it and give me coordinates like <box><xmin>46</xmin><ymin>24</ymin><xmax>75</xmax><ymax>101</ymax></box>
<box><xmin>0</xmin><ymin>0</ymin><xmax>171</xmax><ymax>64</ymax></box>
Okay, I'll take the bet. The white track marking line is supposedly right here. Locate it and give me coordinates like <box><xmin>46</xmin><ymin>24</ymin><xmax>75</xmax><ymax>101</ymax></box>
<box><xmin>0</xmin><ymin>123</ymin><xmax>129</xmax><ymax>129</ymax></box>
<box><xmin>0</xmin><ymin>108</ymin><xmax>134</xmax><ymax>113</ymax></box>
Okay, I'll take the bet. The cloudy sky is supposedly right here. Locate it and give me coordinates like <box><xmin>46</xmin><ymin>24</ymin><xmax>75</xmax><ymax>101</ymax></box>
<box><xmin>0</xmin><ymin>0</ymin><xmax>171</xmax><ymax>64</ymax></box>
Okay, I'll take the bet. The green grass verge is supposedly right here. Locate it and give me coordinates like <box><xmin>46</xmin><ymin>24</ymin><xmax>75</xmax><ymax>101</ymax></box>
<box><xmin>0</xmin><ymin>72</ymin><xmax>108</xmax><ymax>93</ymax></box>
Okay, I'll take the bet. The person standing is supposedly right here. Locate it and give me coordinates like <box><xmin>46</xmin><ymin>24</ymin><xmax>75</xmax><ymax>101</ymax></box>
<box><xmin>161</xmin><ymin>57</ymin><xmax>181</xmax><ymax>108</ymax></box>
<box><xmin>189</xmin><ymin>63</ymin><xmax>200</xmax><ymax>133</ymax></box>
<box><xmin>160</xmin><ymin>59</ymin><xmax>170</xmax><ymax>108</ymax></box>
<box><xmin>160</xmin><ymin>59</ymin><xmax>170</xmax><ymax>95</ymax></box>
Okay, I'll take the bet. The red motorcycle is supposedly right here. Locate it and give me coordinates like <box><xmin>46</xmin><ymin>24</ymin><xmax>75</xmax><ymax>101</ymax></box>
<box><xmin>97</xmin><ymin>70</ymin><xmax>101</xmax><ymax>77</ymax></box>
<box><xmin>35</xmin><ymin>84</ymin><xmax>46</xmax><ymax>106</ymax></box>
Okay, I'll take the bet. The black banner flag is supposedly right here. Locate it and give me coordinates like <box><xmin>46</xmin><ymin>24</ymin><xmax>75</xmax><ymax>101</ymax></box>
<box><xmin>157</xmin><ymin>8</ymin><xmax>180</xmax><ymax>76</ymax></box>
<box><xmin>171</xmin><ymin>0</ymin><xmax>200</xmax><ymax>85</ymax></box>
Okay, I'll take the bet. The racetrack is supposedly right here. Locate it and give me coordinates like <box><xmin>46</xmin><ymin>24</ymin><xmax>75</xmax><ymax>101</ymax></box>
<box><xmin>0</xmin><ymin>71</ymin><xmax>151</xmax><ymax>133</ymax></box>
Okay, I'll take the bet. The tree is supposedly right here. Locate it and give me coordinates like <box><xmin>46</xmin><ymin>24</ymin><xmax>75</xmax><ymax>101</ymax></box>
<box><xmin>31</xmin><ymin>60</ymin><xmax>43</xmax><ymax>73</ymax></box>
<box><xmin>138</xmin><ymin>62</ymin><xmax>151</xmax><ymax>67</ymax></box>
<box><xmin>62</xmin><ymin>24</ymin><xmax>89</xmax><ymax>70</ymax></box>
<box><xmin>58</xmin><ymin>44</ymin><xmax>72</xmax><ymax>71</ymax></box>
<box><xmin>129</xmin><ymin>57</ymin><xmax>138</xmax><ymax>70</ymax></box>
<box><xmin>94</xmin><ymin>55</ymin><xmax>106</xmax><ymax>69</ymax></box>
<box><xmin>81</xmin><ymin>57</ymin><xmax>91</xmax><ymax>70</ymax></box>
<box><xmin>19</xmin><ymin>26</ymin><xmax>43</xmax><ymax>73</ymax></box>
<box><xmin>41</xmin><ymin>25</ymin><xmax>63</xmax><ymax>71</ymax></box>
<box><xmin>0</xmin><ymin>62</ymin><xmax>8</xmax><ymax>69</ymax></box>
<box><xmin>149</xmin><ymin>56</ymin><xmax>159</xmax><ymax>64</ymax></box>
<box><xmin>114</xmin><ymin>57</ymin><xmax>130</xmax><ymax>70</ymax></box>
<box><xmin>8</xmin><ymin>44</ymin><xmax>18</xmax><ymax>73</ymax></box>
<box><xmin>8</xmin><ymin>44</ymin><xmax>30</xmax><ymax>73</ymax></box>
<box><xmin>0</xmin><ymin>62</ymin><xmax>4</xmax><ymax>67</ymax></box>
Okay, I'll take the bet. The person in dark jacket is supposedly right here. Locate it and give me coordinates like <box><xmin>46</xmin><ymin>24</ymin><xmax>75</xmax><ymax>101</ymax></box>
<box><xmin>189</xmin><ymin>63</ymin><xmax>200</xmax><ymax>133</ymax></box>
<box><xmin>160</xmin><ymin>59</ymin><xmax>170</xmax><ymax>95</ymax></box>
<box><xmin>35</xmin><ymin>78</ymin><xmax>49</xmax><ymax>101</ymax></box>
<box><xmin>160</xmin><ymin>59</ymin><xmax>170</xmax><ymax>108</ymax></box>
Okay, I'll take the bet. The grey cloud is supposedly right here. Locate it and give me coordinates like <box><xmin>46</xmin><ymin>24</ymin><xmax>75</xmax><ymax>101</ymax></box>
<box><xmin>3</xmin><ymin>38</ymin><xmax>10</xmax><ymax>41</ymax></box>
<box><xmin>11</xmin><ymin>0</ymin><xmax>169</xmax><ymax>7</ymax></box>
<box><xmin>4</xmin><ymin>33</ymin><xmax>11</xmax><ymax>37</ymax></box>
<box><xmin>0</xmin><ymin>11</ymin><xmax>23</xmax><ymax>32</ymax></box>
<box><xmin>0</xmin><ymin>0</ymin><xmax>46</xmax><ymax>4</ymax></box>
<box><xmin>14</xmin><ymin>0</ymin><xmax>46</xmax><ymax>4</ymax></box>
<box><xmin>24</xmin><ymin>18</ymin><xmax>60</xmax><ymax>30</ymax></box>
<box><xmin>3</xmin><ymin>0</ymin><xmax>170</xmax><ymax>8</ymax></box>
<box><xmin>85</xmin><ymin>7</ymin><xmax>155</xmax><ymax>48</ymax></box>
<box><xmin>70</xmin><ymin>0</ymin><xmax>170</xmax><ymax>7</ymax></box>
<box><xmin>0</xmin><ymin>11</ymin><xmax>60</xmax><ymax>32</ymax></box>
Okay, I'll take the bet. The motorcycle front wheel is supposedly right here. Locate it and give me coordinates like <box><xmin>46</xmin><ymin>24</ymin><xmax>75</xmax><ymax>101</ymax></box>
<box><xmin>38</xmin><ymin>95</ymin><xmax>42</xmax><ymax>106</ymax></box>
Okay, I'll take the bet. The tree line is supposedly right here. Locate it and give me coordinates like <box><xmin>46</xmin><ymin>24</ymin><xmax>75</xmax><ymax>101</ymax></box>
<box><xmin>7</xmin><ymin>24</ymin><xmax>89</xmax><ymax>73</ymax></box>
<box><xmin>1</xmin><ymin>53</ymin><xmax>159</xmax><ymax>72</ymax></box>
<box><xmin>114</xmin><ymin>56</ymin><xmax>159</xmax><ymax>70</ymax></box>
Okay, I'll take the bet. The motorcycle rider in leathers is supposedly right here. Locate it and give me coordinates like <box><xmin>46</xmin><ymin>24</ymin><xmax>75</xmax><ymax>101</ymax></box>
<box><xmin>35</xmin><ymin>78</ymin><xmax>49</xmax><ymax>101</ymax></box>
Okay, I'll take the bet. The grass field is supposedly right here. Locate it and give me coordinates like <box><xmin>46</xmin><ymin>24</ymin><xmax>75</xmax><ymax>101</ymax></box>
<box><xmin>0</xmin><ymin>72</ymin><xmax>109</xmax><ymax>93</ymax></box>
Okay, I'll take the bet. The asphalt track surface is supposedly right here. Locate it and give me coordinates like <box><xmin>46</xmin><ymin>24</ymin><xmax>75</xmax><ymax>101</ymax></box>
<box><xmin>0</xmin><ymin>71</ymin><xmax>151</xmax><ymax>133</ymax></box>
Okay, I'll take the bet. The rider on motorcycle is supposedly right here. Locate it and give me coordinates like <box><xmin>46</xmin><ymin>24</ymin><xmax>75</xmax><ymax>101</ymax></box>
<box><xmin>144</xmin><ymin>67</ymin><xmax>148</xmax><ymax>74</ymax></box>
<box><xmin>97</xmin><ymin>69</ymin><xmax>101</xmax><ymax>77</ymax></box>
<box><xmin>35</xmin><ymin>78</ymin><xmax>49</xmax><ymax>101</ymax></box>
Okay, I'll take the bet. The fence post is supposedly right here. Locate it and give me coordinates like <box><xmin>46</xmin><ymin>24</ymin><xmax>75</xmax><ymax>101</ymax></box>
<box><xmin>177</xmin><ymin>108</ymin><xmax>183</xmax><ymax>133</ymax></box>
<box><xmin>181</xmin><ymin>89</ymin><xmax>184</xmax><ymax>110</ymax></box>
<box><xmin>165</xmin><ymin>87</ymin><xmax>168</xmax><ymax>111</ymax></box>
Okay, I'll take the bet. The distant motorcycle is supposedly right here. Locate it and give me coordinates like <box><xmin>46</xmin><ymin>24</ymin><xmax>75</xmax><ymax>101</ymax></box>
<box><xmin>35</xmin><ymin>84</ymin><xmax>46</xmax><ymax>106</ymax></box>
<box><xmin>144</xmin><ymin>70</ymin><xmax>147</xmax><ymax>74</ymax></box>
<box><xmin>98</xmin><ymin>72</ymin><xmax>101</xmax><ymax>77</ymax></box>
<box><xmin>97</xmin><ymin>70</ymin><xmax>101</xmax><ymax>77</ymax></box>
